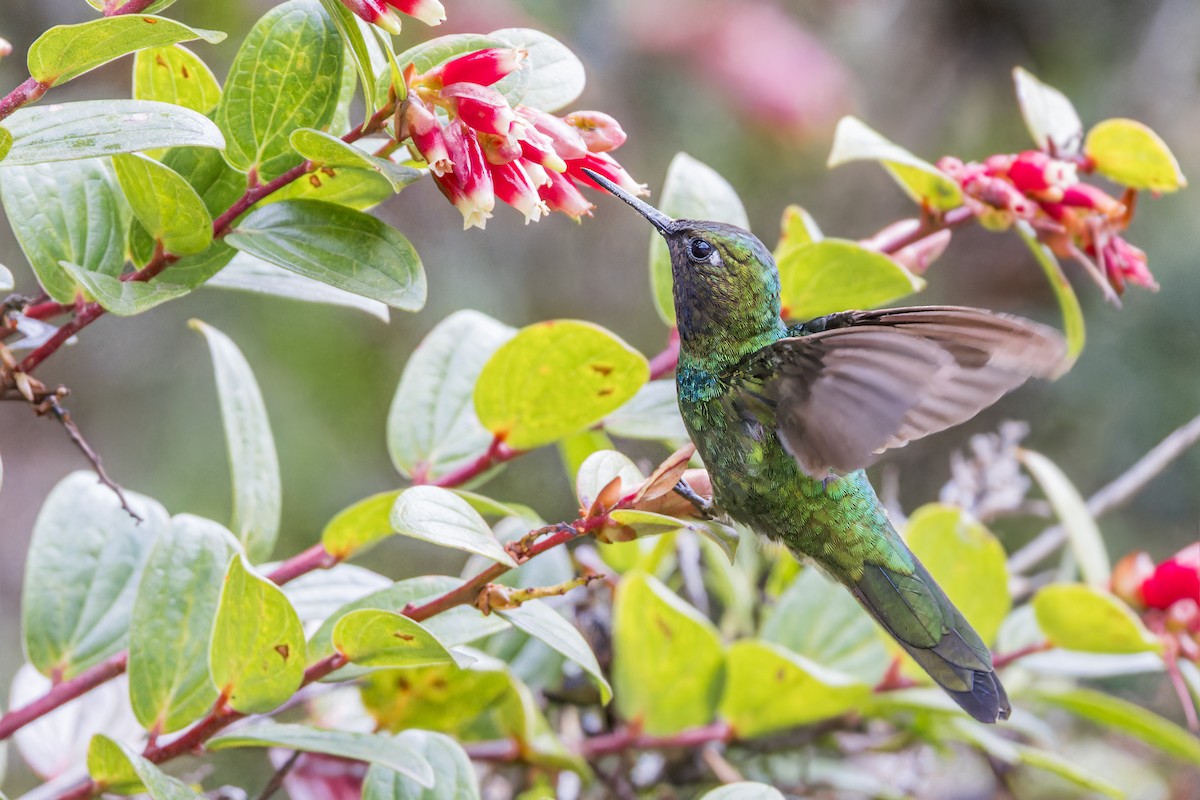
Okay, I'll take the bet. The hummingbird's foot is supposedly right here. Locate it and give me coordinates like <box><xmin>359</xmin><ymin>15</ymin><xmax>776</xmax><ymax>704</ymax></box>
<box><xmin>673</xmin><ymin>479</ymin><xmax>716</xmax><ymax>520</ymax></box>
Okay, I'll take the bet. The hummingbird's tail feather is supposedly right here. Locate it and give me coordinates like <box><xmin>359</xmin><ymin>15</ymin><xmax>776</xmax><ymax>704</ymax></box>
<box><xmin>849</xmin><ymin>556</ymin><xmax>1011</xmax><ymax>723</ymax></box>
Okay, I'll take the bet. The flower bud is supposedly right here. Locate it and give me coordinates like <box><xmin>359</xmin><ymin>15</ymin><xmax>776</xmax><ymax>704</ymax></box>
<box><xmin>1101</xmin><ymin>235</ymin><xmax>1156</xmax><ymax>294</ymax></box>
<box><xmin>519</xmin><ymin>126</ymin><xmax>569</xmax><ymax>173</ymax></box>
<box><xmin>1007</xmin><ymin>150</ymin><xmax>1078</xmax><ymax>194</ymax></box>
<box><xmin>478</xmin><ymin>133</ymin><xmax>522</xmax><ymax>166</ymax></box>
<box><xmin>893</xmin><ymin>229</ymin><xmax>951</xmax><ymax>274</ymax></box>
<box><xmin>1111</xmin><ymin>550</ymin><xmax>1155</xmax><ymax>607</ymax></box>
<box><xmin>384</xmin><ymin>0</ymin><xmax>446</xmax><ymax>25</ymax></box>
<box><xmin>435</xmin><ymin>122</ymin><xmax>494</xmax><ymax>229</ymax></box>
<box><xmin>490</xmin><ymin>161</ymin><xmax>549</xmax><ymax>224</ymax></box>
<box><xmin>539</xmin><ymin>169</ymin><xmax>593</xmax><ymax>220</ymax></box>
<box><xmin>517</xmin><ymin>107</ymin><xmax>588</xmax><ymax>161</ymax></box>
<box><xmin>1061</xmin><ymin>183</ymin><xmax>1125</xmax><ymax>217</ymax></box>
<box><xmin>564</xmin><ymin>110</ymin><xmax>628</xmax><ymax>153</ymax></box>
<box><xmin>340</xmin><ymin>0</ymin><xmax>403</xmax><ymax>34</ymax></box>
<box><xmin>567</xmin><ymin>152</ymin><xmax>647</xmax><ymax>196</ymax></box>
<box><xmin>403</xmin><ymin>96</ymin><xmax>452</xmax><ymax>176</ymax></box>
<box><xmin>434</xmin><ymin>48</ymin><xmax>526</xmax><ymax>88</ymax></box>
<box><xmin>440</xmin><ymin>82</ymin><xmax>519</xmax><ymax>136</ymax></box>
<box><xmin>1141</xmin><ymin>544</ymin><xmax>1200</xmax><ymax>610</ymax></box>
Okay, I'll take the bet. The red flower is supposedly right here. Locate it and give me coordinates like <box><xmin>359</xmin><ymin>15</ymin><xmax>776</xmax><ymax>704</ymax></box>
<box><xmin>383</xmin><ymin>0</ymin><xmax>445</xmax><ymax>26</ymax></box>
<box><xmin>567</xmin><ymin>152</ymin><xmax>646</xmax><ymax>196</ymax></box>
<box><xmin>565</xmin><ymin>110</ymin><xmax>628</xmax><ymax>153</ymax></box>
<box><xmin>433</xmin><ymin>48</ymin><xmax>526</xmax><ymax>88</ymax></box>
<box><xmin>539</xmin><ymin>168</ymin><xmax>594</xmax><ymax>220</ymax></box>
<box><xmin>433</xmin><ymin>121</ymin><xmax>494</xmax><ymax>229</ymax></box>
<box><xmin>404</xmin><ymin>96</ymin><xmax>452</xmax><ymax>177</ymax></box>
<box><xmin>489</xmin><ymin>161</ymin><xmax>549</xmax><ymax>223</ymax></box>
<box><xmin>339</xmin><ymin>0</ymin><xmax>403</xmax><ymax>34</ymax></box>
<box><xmin>1142</xmin><ymin>544</ymin><xmax>1200</xmax><ymax>611</ymax></box>
<box><xmin>440</xmin><ymin>83</ymin><xmax>519</xmax><ymax>137</ymax></box>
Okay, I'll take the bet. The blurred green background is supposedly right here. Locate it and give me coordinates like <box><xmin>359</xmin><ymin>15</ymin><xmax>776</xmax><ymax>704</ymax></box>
<box><xmin>0</xmin><ymin>0</ymin><xmax>1198</xmax><ymax>789</ymax></box>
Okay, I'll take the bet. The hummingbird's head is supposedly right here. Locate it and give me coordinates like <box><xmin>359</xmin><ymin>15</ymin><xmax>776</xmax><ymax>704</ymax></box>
<box><xmin>585</xmin><ymin>169</ymin><xmax>784</xmax><ymax>353</ymax></box>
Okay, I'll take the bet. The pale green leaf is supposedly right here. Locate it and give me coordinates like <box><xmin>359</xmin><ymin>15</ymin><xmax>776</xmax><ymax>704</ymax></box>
<box><xmin>190</xmin><ymin>320</ymin><xmax>281</xmax><ymax>562</ymax></box>
<box><xmin>362</xmin><ymin>730</ymin><xmax>480</xmax><ymax>800</ymax></box>
<box><xmin>603</xmin><ymin>379</ymin><xmax>690</xmax><ymax>443</ymax></box>
<box><xmin>133</xmin><ymin>45</ymin><xmax>221</xmax><ymax>115</ymax></box>
<box><xmin>390</xmin><ymin>486</ymin><xmax>517</xmax><ymax>567</ymax></box>
<box><xmin>225</xmin><ymin>199</ymin><xmax>426</xmax><ymax>310</ymax></box>
<box><xmin>316</xmin><ymin>0</ymin><xmax>383</xmax><ymax>115</ymax></box>
<box><xmin>322</xmin><ymin>489</ymin><xmax>403</xmax><ymax>560</ymax></box>
<box><xmin>87</xmin><ymin>734</ymin><xmax>202</xmax><ymax>799</ymax></box>
<box><xmin>113</xmin><ymin>153</ymin><xmax>212</xmax><ymax>255</ymax></box>
<box><xmin>1013</xmin><ymin>743</ymin><xmax>1124</xmax><ymax>798</ymax></box>
<box><xmin>1018</xmin><ymin>448</ymin><xmax>1108</xmax><ymax>585</ymax></box>
<box><xmin>290</xmin><ymin>128</ymin><xmax>424</xmax><ymax>192</ymax></box>
<box><xmin>778</xmin><ymin>238</ymin><xmax>923</xmax><ymax>321</ymax></box>
<box><xmin>827</xmin><ymin>116</ymin><xmax>962</xmax><ymax>210</ymax></box>
<box><xmin>387</xmin><ymin>310</ymin><xmax>516</xmax><ymax>481</ymax></box>
<box><xmin>490</xmin><ymin>28</ymin><xmax>585</xmax><ymax>113</ymax></box>
<box><xmin>206</xmin><ymin>252</ymin><xmax>390</xmax><ymax>322</ymax></box>
<box><xmin>333</xmin><ymin>609</ymin><xmax>457</xmax><ymax>668</ymax></box>
<box><xmin>1084</xmin><ymin>118</ymin><xmax>1187</xmax><ymax>192</ymax></box>
<box><xmin>475</xmin><ymin>320</ymin><xmax>648</xmax><ymax>450</ymax></box>
<box><xmin>1032</xmin><ymin>584</ymin><xmax>1161</xmax><ymax>654</ymax></box>
<box><xmin>574</xmin><ymin>449</ymin><xmax>643</xmax><ymax>509</ymax></box>
<box><xmin>498</xmin><ymin>601</ymin><xmax>612</xmax><ymax>703</ymax></box>
<box><xmin>649</xmin><ymin>153</ymin><xmax>749</xmax><ymax>324</ymax></box>
<box><xmin>0</xmin><ymin>126</ymin><xmax>12</xmax><ymax>162</ymax></box>
<box><xmin>773</xmin><ymin>204</ymin><xmax>823</xmax><ymax>261</ymax></box>
<box><xmin>1015</xmin><ymin>222</ymin><xmax>1084</xmax><ymax>368</ymax></box>
<box><xmin>209</xmin><ymin>555</ymin><xmax>306</xmax><ymax>714</ymax></box>
<box><xmin>60</xmin><ymin>262</ymin><xmax>192</xmax><ymax>316</ymax></box>
<box><xmin>22</xmin><ymin>472</ymin><xmax>169</xmax><ymax>679</ymax></box>
<box><xmin>1012</xmin><ymin>67</ymin><xmax>1083</xmax><ymax>155</ymax></box>
<box><xmin>282</xmin><ymin>563</ymin><xmax>392</xmax><ymax>624</ymax></box>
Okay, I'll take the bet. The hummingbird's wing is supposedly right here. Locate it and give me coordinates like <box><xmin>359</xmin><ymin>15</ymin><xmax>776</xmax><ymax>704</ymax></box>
<box><xmin>732</xmin><ymin>306</ymin><xmax>1067</xmax><ymax>476</ymax></box>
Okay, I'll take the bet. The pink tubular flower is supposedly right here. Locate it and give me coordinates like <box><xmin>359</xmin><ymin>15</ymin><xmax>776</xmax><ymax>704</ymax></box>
<box><xmin>404</xmin><ymin>96</ymin><xmax>452</xmax><ymax>176</ymax></box>
<box><xmin>1006</xmin><ymin>150</ymin><xmax>1077</xmax><ymax>195</ymax></box>
<box><xmin>440</xmin><ymin>83</ymin><xmax>519</xmax><ymax>136</ymax></box>
<box><xmin>478</xmin><ymin>133</ymin><xmax>522</xmax><ymax>166</ymax></box>
<box><xmin>565</xmin><ymin>110</ymin><xmax>628</xmax><ymax>153</ymax></box>
<box><xmin>519</xmin><ymin>127</ymin><xmax>568</xmax><ymax>173</ymax></box>
<box><xmin>490</xmin><ymin>161</ymin><xmax>549</xmax><ymax>223</ymax></box>
<box><xmin>566</xmin><ymin>152</ymin><xmax>646</xmax><ymax>196</ymax></box>
<box><xmin>518</xmin><ymin>107</ymin><xmax>588</xmax><ymax>161</ymax></box>
<box><xmin>1141</xmin><ymin>545</ymin><xmax>1200</xmax><ymax>611</ymax></box>
<box><xmin>340</xmin><ymin>0</ymin><xmax>403</xmax><ymax>34</ymax></box>
<box><xmin>1099</xmin><ymin>235</ymin><xmax>1156</xmax><ymax>294</ymax></box>
<box><xmin>435</xmin><ymin>121</ymin><xmax>494</xmax><ymax>229</ymax></box>
<box><xmin>384</xmin><ymin>0</ymin><xmax>445</xmax><ymax>25</ymax></box>
<box><xmin>434</xmin><ymin>48</ymin><xmax>526</xmax><ymax>88</ymax></box>
<box><xmin>1060</xmin><ymin>183</ymin><xmax>1125</xmax><ymax>217</ymax></box>
<box><xmin>539</xmin><ymin>168</ymin><xmax>594</xmax><ymax>220</ymax></box>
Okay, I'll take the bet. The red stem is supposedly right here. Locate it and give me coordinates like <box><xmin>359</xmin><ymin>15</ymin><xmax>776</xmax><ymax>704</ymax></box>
<box><xmin>0</xmin><ymin>76</ymin><xmax>49</xmax><ymax>123</ymax></box>
<box><xmin>421</xmin><ymin>435</ymin><xmax>519</xmax><ymax>488</ymax></box>
<box><xmin>647</xmin><ymin>327</ymin><xmax>680</xmax><ymax>380</ymax></box>
<box><xmin>0</xmin><ymin>653</ymin><xmax>127</xmax><ymax>740</ymax></box>
<box><xmin>871</xmin><ymin>205</ymin><xmax>975</xmax><ymax>255</ymax></box>
<box><xmin>990</xmin><ymin>641</ymin><xmax>1052</xmax><ymax>670</ymax></box>
<box><xmin>580</xmin><ymin>720</ymin><xmax>733</xmax><ymax>758</ymax></box>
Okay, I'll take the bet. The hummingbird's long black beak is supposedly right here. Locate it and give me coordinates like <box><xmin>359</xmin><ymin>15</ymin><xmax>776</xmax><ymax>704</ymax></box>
<box><xmin>582</xmin><ymin>168</ymin><xmax>675</xmax><ymax>235</ymax></box>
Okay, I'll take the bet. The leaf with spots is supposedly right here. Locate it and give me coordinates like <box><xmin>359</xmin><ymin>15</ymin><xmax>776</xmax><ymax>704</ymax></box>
<box><xmin>209</xmin><ymin>555</ymin><xmax>306</xmax><ymax>714</ymax></box>
<box><xmin>133</xmin><ymin>45</ymin><xmax>222</xmax><ymax>116</ymax></box>
<box><xmin>332</xmin><ymin>609</ymin><xmax>457</xmax><ymax>668</ymax></box>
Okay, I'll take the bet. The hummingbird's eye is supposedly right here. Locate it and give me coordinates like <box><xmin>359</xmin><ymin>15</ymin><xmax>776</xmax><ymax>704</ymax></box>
<box><xmin>687</xmin><ymin>238</ymin><xmax>713</xmax><ymax>262</ymax></box>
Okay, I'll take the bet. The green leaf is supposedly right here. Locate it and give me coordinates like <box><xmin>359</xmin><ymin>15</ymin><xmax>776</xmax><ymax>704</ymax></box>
<box><xmin>827</xmin><ymin>116</ymin><xmax>962</xmax><ymax>211</ymax></box>
<box><xmin>575</xmin><ymin>449</ymin><xmax>643</xmax><ymax>509</ymax></box>
<box><xmin>216</xmin><ymin>0</ymin><xmax>344</xmax><ymax>180</ymax></box>
<box><xmin>390</xmin><ymin>486</ymin><xmax>518</xmax><ymax>567</ymax></box>
<box><xmin>490</xmin><ymin>28</ymin><xmax>585</xmax><ymax>112</ymax></box>
<box><xmin>291</xmin><ymin>128</ymin><xmax>425</xmax><ymax>192</ymax></box>
<box><xmin>225</xmin><ymin>199</ymin><xmax>426</xmax><ymax>310</ymax></box>
<box><xmin>475</xmin><ymin>320</ymin><xmax>649</xmax><ymax>450</ymax></box>
<box><xmin>0</xmin><ymin>158</ymin><xmax>127</xmax><ymax>303</ymax></box>
<box><xmin>208</xmin><ymin>722</ymin><xmax>434</xmax><ymax>787</ymax></box>
<box><xmin>133</xmin><ymin>45</ymin><xmax>222</xmax><ymax>115</ymax></box>
<box><xmin>760</xmin><ymin>567</ymin><xmax>890</xmax><ymax>685</ymax></box>
<box><xmin>0</xmin><ymin>126</ymin><xmax>12</xmax><ymax>162</ymax></box>
<box><xmin>1012</xmin><ymin>743</ymin><xmax>1124</xmax><ymax>799</ymax></box>
<box><xmin>612</xmin><ymin>571</ymin><xmax>724</xmax><ymax>735</ymax></box>
<box><xmin>317</xmin><ymin>0</ymin><xmax>383</xmax><ymax>115</ymax></box>
<box><xmin>28</xmin><ymin>16</ymin><xmax>224</xmax><ymax>86</ymax></box>
<box><xmin>1032</xmin><ymin>686</ymin><xmax>1200</xmax><ymax>766</ymax></box>
<box><xmin>22</xmin><ymin>472</ymin><xmax>169</xmax><ymax>679</ymax></box>
<box><xmin>263</xmin><ymin>164</ymin><xmax>395</xmax><ymax>210</ymax></box>
<box><xmin>773</xmin><ymin>204</ymin><xmax>823</xmax><ymax>260</ymax></box>
<box><xmin>322</xmin><ymin>489</ymin><xmax>402</xmax><ymax>560</ymax></box>
<box><xmin>602</xmin><ymin>380</ymin><xmax>689</xmax><ymax>443</ymax></box>
<box><xmin>777</xmin><ymin>239</ymin><xmax>924</xmax><ymax>321</ymax></box>
<box><xmin>649</xmin><ymin>153</ymin><xmax>749</xmax><ymax>324</ymax></box>
<box><xmin>497</xmin><ymin>601</ymin><xmax>612</xmax><ymax>703</ymax></box>
<box><xmin>558</xmin><ymin>429</ymin><xmax>617</xmax><ymax>485</ymax></box>
<box><xmin>209</xmin><ymin>554</ymin><xmax>306</xmax><ymax>714</ymax></box>
<box><xmin>4</xmin><ymin>100</ymin><xmax>225</xmax><ymax>165</ymax></box>
<box><xmin>207</xmin><ymin>252</ymin><xmax>390</xmax><ymax>322</ymax></box>
<box><xmin>113</xmin><ymin>153</ymin><xmax>213</xmax><ymax>255</ymax></box>
<box><xmin>129</xmin><ymin>515</ymin><xmax>238</xmax><ymax>734</ymax></box>
<box><xmin>60</xmin><ymin>262</ymin><xmax>192</xmax><ymax>316</ymax></box>
<box><xmin>719</xmin><ymin>640</ymin><xmax>869</xmax><ymax>738</ymax></box>
<box><xmin>1032</xmin><ymin>584</ymin><xmax>1160</xmax><ymax>654</ymax></box>
<box><xmin>333</xmin><ymin>609</ymin><xmax>457</xmax><ymax>668</ymax></box>
<box><xmin>0</xmin><ymin>263</ymin><xmax>11</xmax><ymax>291</ymax></box>
<box><xmin>1084</xmin><ymin>118</ymin><xmax>1187</xmax><ymax>192</ymax></box>
<box><xmin>190</xmin><ymin>320</ymin><xmax>282</xmax><ymax>562</ymax></box>
<box><xmin>87</xmin><ymin>734</ymin><xmax>202</xmax><ymax>799</ymax></box>
<box><xmin>1015</xmin><ymin>221</ymin><xmax>1084</xmax><ymax>368</ymax></box>
<box><xmin>698</xmin><ymin>782</ymin><xmax>785</xmax><ymax>800</ymax></box>
<box><xmin>362</xmin><ymin>730</ymin><xmax>480</xmax><ymax>800</ymax></box>
<box><xmin>1017</xmin><ymin>448</ymin><xmax>1109</xmax><ymax>585</ymax></box>
<box><xmin>388</xmin><ymin>310</ymin><xmax>516</xmax><ymax>481</ymax></box>
<box><xmin>904</xmin><ymin>504</ymin><xmax>1010</xmax><ymax>645</ymax></box>
<box><xmin>1012</xmin><ymin>67</ymin><xmax>1083</xmax><ymax>155</ymax></box>
<box><xmin>282</xmin><ymin>563</ymin><xmax>392</xmax><ymax>623</ymax></box>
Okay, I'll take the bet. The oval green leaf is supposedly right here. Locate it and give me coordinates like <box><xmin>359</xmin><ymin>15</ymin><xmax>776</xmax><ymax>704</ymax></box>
<box><xmin>777</xmin><ymin>239</ymin><xmax>924</xmax><ymax>321</ymax></box>
<box><xmin>719</xmin><ymin>639</ymin><xmax>869</xmax><ymax>738</ymax></box>
<box><xmin>363</xmin><ymin>730</ymin><xmax>480</xmax><ymax>800</ymax></box>
<box><xmin>387</xmin><ymin>309</ymin><xmax>516</xmax><ymax>481</ymax></box>
<box><xmin>225</xmin><ymin>199</ymin><xmax>426</xmax><ymax>310</ymax></box>
<box><xmin>133</xmin><ymin>45</ymin><xmax>222</xmax><ymax>115</ymax></box>
<box><xmin>1017</xmin><ymin>448</ymin><xmax>1109</xmax><ymax>585</ymax></box>
<box><xmin>290</xmin><ymin>128</ymin><xmax>424</xmax><ymax>192</ymax></box>
<box><xmin>209</xmin><ymin>554</ymin><xmax>306</xmax><ymax>714</ymax></box>
<box><xmin>208</xmin><ymin>722</ymin><xmax>434</xmax><ymax>787</ymax></box>
<box><xmin>28</xmin><ymin>16</ymin><xmax>224</xmax><ymax>86</ymax></box>
<box><xmin>1015</xmin><ymin>221</ymin><xmax>1084</xmax><ymax>367</ymax></box>
<box><xmin>612</xmin><ymin>571</ymin><xmax>724</xmax><ymax>735</ymax></box>
<box><xmin>22</xmin><ymin>471</ymin><xmax>169</xmax><ymax>679</ymax></box>
<box><xmin>475</xmin><ymin>320</ymin><xmax>649</xmax><ymax>450</ymax></box>
<box><xmin>190</xmin><ymin>320</ymin><xmax>282</xmax><ymax>563</ymax></box>
<box><xmin>575</xmin><ymin>449</ymin><xmax>643</xmax><ymax>509</ymax></box>
<box><xmin>0</xmin><ymin>126</ymin><xmax>12</xmax><ymax>161</ymax></box>
<box><xmin>322</xmin><ymin>489</ymin><xmax>403</xmax><ymax>560</ymax></box>
<box><xmin>773</xmin><ymin>204</ymin><xmax>823</xmax><ymax>260</ymax></box>
<box><xmin>87</xmin><ymin>734</ymin><xmax>203</xmax><ymax>799</ymax></box>
<box><xmin>333</xmin><ymin>609</ymin><xmax>457</xmax><ymax>668</ymax></box>
<box><xmin>602</xmin><ymin>379</ymin><xmax>690</xmax><ymax>443</ymax></box>
<box><xmin>207</xmin><ymin>252</ymin><xmax>390</xmax><ymax>322</ymax></box>
<box><xmin>3</xmin><ymin>100</ymin><xmax>225</xmax><ymax>165</ymax></box>
<box><xmin>905</xmin><ymin>503</ymin><xmax>1010</xmax><ymax>645</ymax></box>
<box><xmin>128</xmin><ymin>515</ymin><xmax>239</xmax><ymax>734</ymax></box>
<box><xmin>649</xmin><ymin>153</ymin><xmax>750</xmax><ymax>324</ymax></box>
<box><xmin>0</xmin><ymin>158</ymin><xmax>127</xmax><ymax>303</ymax></box>
<box><xmin>390</xmin><ymin>486</ymin><xmax>517</xmax><ymax>567</ymax></box>
<box><xmin>497</xmin><ymin>601</ymin><xmax>612</xmax><ymax>703</ymax></box>
<box><xmin>827</xmin><ymin>116</ymin><xmax>962</xmax><ymax>211</ymax></box>
<box><xmin>1032</xmin><ymin>584</ymin><xmax>1160</xmax><ymax>654</ymax></box>
<box><xmin>216</xmin><ymin>0</ymin><xmax>344</xmax><ymax>180</ymax></box>
<box><xmin>113</xmin><ymin>153</ymin><xmax>213</xmax><ymax>255</ymax></box>
<box><xmin>1012</xmin><ymin>67</ymin><xmax>1083</xmax><ymax>155</ymax></box>
<box><xmin>60</xmin><ymin>262</ymin><xmax>193</xmax><ymax>316</ymax></box>
<box><xmin>490</xmin><ymin>28</ymin><xmax>585</xmax><ymax>113</ymax></box>
<box><xmin>1084</xmin><ymin>118</ymin><xmax>1187</xmax><ymax>192</ymax></box>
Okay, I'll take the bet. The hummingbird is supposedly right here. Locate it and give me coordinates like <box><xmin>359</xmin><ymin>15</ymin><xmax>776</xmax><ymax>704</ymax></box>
<box><xmin>584</xmin><ymin>169</ymin><xmax>1067</xmax><ymax>723</ymax></box>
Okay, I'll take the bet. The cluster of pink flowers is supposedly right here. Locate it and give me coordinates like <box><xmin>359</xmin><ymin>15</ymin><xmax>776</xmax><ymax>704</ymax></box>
<box><xmin>402</xmin><ymin>48</ymin><xmax>642</xmax><ymax>228</ymax></box>
<box><xmin>342</xmin><ymin>0</ymin><xmax>445</xmax><ymax>35</ymax></box>
<box><xmin>937</xmin><ymin>150</ymin><xmax>1155</xmax><ymax>297</ymax></box>
<box><xmin>1114</xmin><ymin>543</ymin><xmax>1200</xmax><ymax>656</ymax></box>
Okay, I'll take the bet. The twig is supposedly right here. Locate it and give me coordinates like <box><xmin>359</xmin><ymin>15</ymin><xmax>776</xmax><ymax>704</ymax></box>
<box><xmin>648</xmin><ymin>327</ymin><xmax>680</xmax><ymax>380</ymax></box>
<box><xmin>414</xmin><ymin>435</ymin><xmax>520</xmax><ymax>488</ymax></box>
<box><xmin>40</xmin><ymin>395</ymin><xmax>142</xmax><ymax>522</ymax></box>
<box><xmin>0</xmin><ymin>76</ymin><xmax>49</xmax><ymax>123</ymax></box>
<box><xmin>990</xmin><ymin>641</ymin><xmax>1052</xmax><ymax>669</ymax></box>
<box><xmin>1008</xmin><ymin>411</ymin><xmax>1200</xmax><ymax>574</ymax></box>
<box><xmin>255</xmin><ymin>751</ymin><xmax>303</xmax><ymax>800</ymax></box>
<box><xmin>580</xmin><ymin>720</ymin><xmax>733</xmax><ymax>758</ymax></box>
